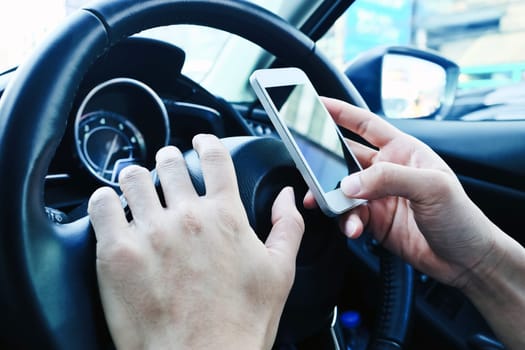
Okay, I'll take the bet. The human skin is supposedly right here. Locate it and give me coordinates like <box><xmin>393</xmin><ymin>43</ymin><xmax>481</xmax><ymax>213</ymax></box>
<box><xmin>304</xmin><ymin>97</ymin><xmax>525</xmax><ymax>350</ymax></box>
<box><xmin>88</xmin><ymin>134</ymin><xmax>304</xmax><ymax>349</ymax></box>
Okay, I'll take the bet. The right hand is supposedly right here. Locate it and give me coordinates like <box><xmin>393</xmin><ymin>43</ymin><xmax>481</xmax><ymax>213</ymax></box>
<box><xmin>304</xmin><ymin>97</ymin><xmax>502</xmax><ymax>289</ymax></box>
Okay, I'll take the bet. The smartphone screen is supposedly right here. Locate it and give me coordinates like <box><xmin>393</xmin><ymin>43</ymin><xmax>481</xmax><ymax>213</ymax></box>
<box><xmin>265</xmin><ymin>84</ymin><xmax>361</xmax><ymax>193</ymax></box>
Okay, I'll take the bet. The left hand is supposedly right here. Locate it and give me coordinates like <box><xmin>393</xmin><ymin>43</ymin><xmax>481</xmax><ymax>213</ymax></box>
<box><xmin>88</xmin><ymin>134</ymin><xmax>304</xmax><ymax>349</ymax></box>
<box><xmin>303</xmin><ymin>98</ymin><xmax>498</xmax><ymax>289</ymax></box>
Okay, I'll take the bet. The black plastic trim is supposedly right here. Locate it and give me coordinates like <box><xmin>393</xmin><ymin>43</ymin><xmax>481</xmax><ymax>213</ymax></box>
<box><xmin>389</xmin><ymin>119</ymin><xmax>525</xmax><ymax>191</ymax></box>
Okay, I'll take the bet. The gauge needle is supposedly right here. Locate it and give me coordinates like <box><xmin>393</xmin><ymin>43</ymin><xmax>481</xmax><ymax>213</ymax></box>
<box><xmin>100</xmin><ymin>134</ymin><xmax>120</xmax><ymax>177</ymax></box>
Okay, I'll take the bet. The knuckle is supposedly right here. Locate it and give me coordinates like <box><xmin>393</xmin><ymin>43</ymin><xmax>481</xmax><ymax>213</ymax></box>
<box><xmin>97</xmin><ymin>239</ymin><xmax>142</xmax><ymax>270</ymax></box>
<box><xmin>216</xmin><ymin>205</ymin><xmax>242</xmax><ymax>233</ymax></box>
<box><xmin>176</xmin><ymin>203</ymin><xmax>204</xmax><ymax>234</ymax></box>
<box><xmin>156</xmin><ymin>147</ymin><xmax>184</xmax><ymax>170</ymax></box>
<box><xmin>157</xmin><ymin>154</ymin><xmax>185</xmax><ymax>172</ymax></box>
<box><xmin>199</xmin><ymin>146</ymin><xmax>229</xmax><ymax>165</ymax></box>
<box><xmin>119</xmin><ymin>165</ymin><xmax>149</xmax><ymax>185</ymax></box>
<box><xmin>88</xmin><ymin>187</ymin><xmax>115</xmax><ymax>214</ymax></box>
<box><xmin>355</xmin><ymin>118</ymin><xmax>372</xmax><ymax>138</ymax></box>
<box><xmin>369</xmin><ymin>162</ymin><xmax>391</xmax><ymax>186</ymax></box>
<box><xmin>135</xmin><ymin>218</ymin><xmax>172</xmax><ymax>253</ymax></box>
<box><xmin>428</xmin><ymin>171</ymin><xmax>458</xmax><ymax>198</ymax></box>
<box><xmin>148</xmin><ymin>225</ymin><xmax>170</xmax><ymax>252</ymax></box>
<box><xmin>136</xmin><ymin>217</ymin><xmax>160</xmax><ymax>235</ymax></box>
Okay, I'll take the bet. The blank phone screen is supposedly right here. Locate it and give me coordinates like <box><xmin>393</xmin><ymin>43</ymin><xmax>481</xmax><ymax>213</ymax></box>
<box><xmin>265</xmin><ymin>84</ymin><xmax>361</xmax><ymax>192</ymax></box>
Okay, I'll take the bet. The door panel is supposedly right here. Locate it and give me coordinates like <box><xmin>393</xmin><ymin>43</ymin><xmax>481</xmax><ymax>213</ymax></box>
<box><xmin>389</xmin><ymin>118</ymin><xmax>525</xmax><ymax>242</ymax></box>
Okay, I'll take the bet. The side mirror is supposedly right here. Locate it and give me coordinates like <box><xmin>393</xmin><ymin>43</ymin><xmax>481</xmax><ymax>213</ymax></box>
<box><xmin>345</xmin><ymin>46</ymin><xmax>459</xmax><ymax>120</ymax></box>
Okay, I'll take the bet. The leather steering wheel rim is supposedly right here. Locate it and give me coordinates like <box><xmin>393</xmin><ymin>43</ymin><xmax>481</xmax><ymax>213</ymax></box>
<box><xmin>0</xmin><ymin>1</ymin><xmax>412</xmax><ymax>348</ymax></box>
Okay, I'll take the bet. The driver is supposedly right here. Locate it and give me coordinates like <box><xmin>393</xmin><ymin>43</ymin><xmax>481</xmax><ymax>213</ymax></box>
<box><xmin>88</xmin><ymin>97</ymin><xmax>525</xmax><ymax>349</ymax></box>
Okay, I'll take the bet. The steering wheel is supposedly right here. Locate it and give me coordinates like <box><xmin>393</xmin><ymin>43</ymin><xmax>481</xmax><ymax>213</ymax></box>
<box><xmin>0</xmin><ymin>1</ymin><xmax>413</xmax><ymax>349</ymax></box>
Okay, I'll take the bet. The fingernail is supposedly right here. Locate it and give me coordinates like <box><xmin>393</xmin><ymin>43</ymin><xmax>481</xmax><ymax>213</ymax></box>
<box><xmin>344</xmin><ymin>220</ymin><xmax>356</xmax><ymax>238</ymax></box>
<box><xmin>341</xmin><ymin>174</ymin><xmax>361</xmax><ymax>196</ymax></box>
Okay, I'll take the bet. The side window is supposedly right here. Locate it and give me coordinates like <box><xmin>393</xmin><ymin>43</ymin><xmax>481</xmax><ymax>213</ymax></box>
<box><xmin>318</xmin><ymin>0</ymin><xmax>525</xmax><ymax>121</ymax></box>
<box><xmin>318</xmin><ymin>0</ymin><xmax>414</xmax><ymax>72</ymax></box>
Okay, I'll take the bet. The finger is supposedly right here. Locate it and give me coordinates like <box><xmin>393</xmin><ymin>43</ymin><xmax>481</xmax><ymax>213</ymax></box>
<box><xmin>345</xmin><ymin>138</ymin><xmax>377</xmax><ymax>169</ymax></box>
<box><xmin>192</xmin><ymin>134</ymin><xmax>239</xmax><ymax>198</ymax></box>
<box><xmin>338</xmin><ymin>204</ymin><xmax>369</xmax><ymax>239</ymax></box>
<box><xmin>88</xmin><ymin>187</ymin><xmax>129</xmax><ymax>242</ymax></box>
<box><xmin>265</xmin><ymin>187</ymin><xmax>305</xmax><ymax>266</ymax></box>
<box><xmin>155</xmin><ymin>146</ymin><xmax>198</xmax><ymax>207</ymax></box>
<box><xmin>302</xmin><ymin>190</ymin><xmax>317</xmax><ymax>209</ymax></box>
<box><xmin>119</xmin><ymin>165</ymin><xmax>162</xmax><ymax>221</ymax></box>
<box><xmin>302</xmin><ymin>139</ymin><xmax>376</xmax><ymax>210</ymax></box>
<box><xmin>340</xmin><ymin>161</ymin><xmax>451</xmax><ymax>204</ymax></box>
<box><xmin>321</xmin><ymin>97</ymin><xmax>403</xmax><ymax>148</ymax></box>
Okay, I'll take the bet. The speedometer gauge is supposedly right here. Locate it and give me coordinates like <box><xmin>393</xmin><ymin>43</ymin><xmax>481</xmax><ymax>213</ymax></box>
<box><xmin>77</xmin><ymin>111</ymin><xmax>146</xmax><ymax>185</ymax></box>
<box><xmin>74</xmin><ymin>77</ymin><xmax>170</xmax><ymax>187</ymax></box>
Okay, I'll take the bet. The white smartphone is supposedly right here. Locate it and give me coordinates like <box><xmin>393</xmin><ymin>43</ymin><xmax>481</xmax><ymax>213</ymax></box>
<box><xmin>250</xmin><ymin>67</ymin><xmax>366</xmax><ymax>217</ymax></box>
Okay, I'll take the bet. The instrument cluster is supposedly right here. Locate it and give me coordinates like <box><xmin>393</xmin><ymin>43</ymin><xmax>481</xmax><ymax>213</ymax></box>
<box><xmin>74</xmin><ymin>78</ymin><xmax>169</xmax><ymax>186</ymax></box>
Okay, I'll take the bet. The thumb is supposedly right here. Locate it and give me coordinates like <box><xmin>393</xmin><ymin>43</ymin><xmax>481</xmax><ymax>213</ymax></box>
<box><xmin>265</xmin><ymin>187</ymin><xmax>305</xmax><ymax>266</ymax></box>
<box><xmin>341</xmin><ymin>162</ymin><xmax>453</xmax><ymax>204</ymax></box>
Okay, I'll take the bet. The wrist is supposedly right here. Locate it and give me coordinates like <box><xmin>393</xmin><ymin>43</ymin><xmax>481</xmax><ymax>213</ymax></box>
<box><xmin>459</xmin><ymin>223</ymin><xmax>525</xmax><ymax>305</ymax></box>
<box><xmin>459</xmin><ymin>227</ymin><xmax>525</xmax><ymax>349</ymax></box>
<box><xmin>460</xmin><ymin>224</ymin><xmax>515</xmax><ymax>296</ymax></box>
<box><xmin>145</xmin><ymin>334</ymin><xmax>266</xmax><ymax>350</ymax></box>
<box><xmin>145</xmin><ymin>329</ymin><xmax>272</xmax><ymax>350</ymax></box>
<box><xmin>142</xmin><ymin>312</ymin><xmax>280</xmax><ymax>350</ymax></box>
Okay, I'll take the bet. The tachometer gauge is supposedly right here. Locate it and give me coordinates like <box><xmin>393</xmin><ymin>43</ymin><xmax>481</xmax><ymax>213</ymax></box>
<box><xmin>76</xmin><ymin>111</ymin><xmax>146</xmax><ymax>185</ymax></box>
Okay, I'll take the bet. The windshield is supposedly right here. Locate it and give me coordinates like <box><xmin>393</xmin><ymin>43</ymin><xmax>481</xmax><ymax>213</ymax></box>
<box><xmin>0</xmin><ymin>0</ymin><xmax>276</xmax><ymax>74</ymax></box>
<box><xmin>0</xmin><ymin>0</ymin><xmax>321</xmax><ymax>101</ymax></box>
<box><xmin>4</xmin><ymin>1</ymin><xmax>522</xmax><ymax>101</ymax></box>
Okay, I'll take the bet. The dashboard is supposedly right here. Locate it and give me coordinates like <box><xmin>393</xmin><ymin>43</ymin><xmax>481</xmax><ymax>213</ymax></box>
<box><xmin>44</xmin><ymin>37</ymin><xmax>258</xmax><ymax>221</ymax></box>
